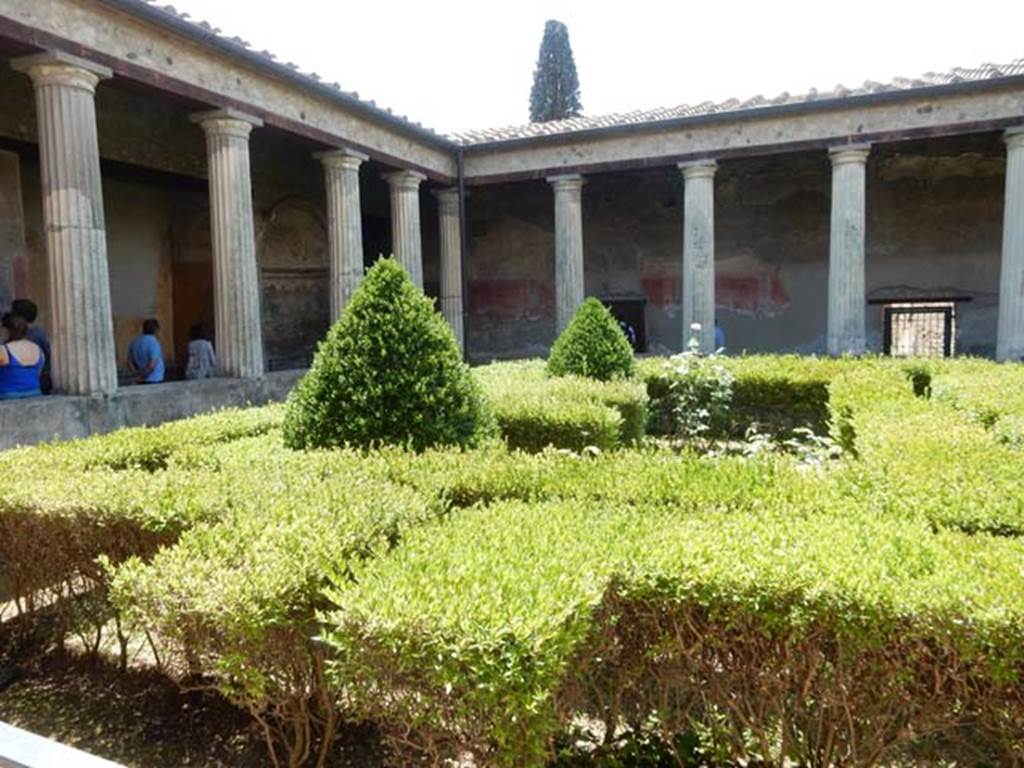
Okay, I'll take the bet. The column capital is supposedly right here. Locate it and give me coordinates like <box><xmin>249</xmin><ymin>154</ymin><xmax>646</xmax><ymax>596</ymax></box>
<box><xmin>316</xmin><ymin>147</ymin><xmax>368</xmax><ymax>170</ymax></box>
<box><xmin>11</xmin><ymin>50</ymin><xmax>112</xmax><ymax>92</ymax></box>
<box><xmin>434</xmin><ymin>187</ymin><xmax>460</xmax><ymax>209</ymax></box>
<box><xmin>547</xmin><ymin>173</ymin><xmax>585</xmax><ymax>191</ymax></box>
<box><xmin>383</xmin><ymin>169</ymin><xmax>426</xmax><ymax>190</ymax></box>
<box><xmin>678</xmin><ymin>159</ymin><xmax>717</xmax><ymax>179</ymax></box>
<box><xmin>829</xmin><ymin>143</ymin><xmax>871</xmax><ymax>165</ymax></box>
<box><xmin>190</xmin><ymin>108</ymin><xmax>263</xmax><ymax>138</ymax></box>
<box><xmin>1005</xmin><ymin>126</ymin><xmax>1024</xmax><ymax>151</ymax></box>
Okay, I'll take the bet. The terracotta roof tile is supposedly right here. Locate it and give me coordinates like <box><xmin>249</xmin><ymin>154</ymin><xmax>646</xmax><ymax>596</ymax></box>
<box><xmin>131</xmin><ymin>0</ymin><xmax>449</xmax><ymax>141</ymax></box>
<box><xmin>449</xmin><ymin>56</ymin><xmax>1024</xmax><ymax>145</ymax></box>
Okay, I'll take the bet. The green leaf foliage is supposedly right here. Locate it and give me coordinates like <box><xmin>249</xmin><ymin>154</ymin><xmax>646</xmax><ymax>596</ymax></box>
<box><xmin>7</xmin><ymin>355</ymin><xmax>1024</xmax><ymax>767</ymax></box>
<box><xmin>547</xmin><ymin>298</ymin><xmax>635</xmax><ymax>381</ymax></box>
<box><xmin>478</xmin><ymin>360</ymin><xmax>646</xmax><ymax>451</ymax></box>
<box><xmin>282</xmin><ymin>257</ymin><xmax>490</xmax><ymax>451</ymax></box>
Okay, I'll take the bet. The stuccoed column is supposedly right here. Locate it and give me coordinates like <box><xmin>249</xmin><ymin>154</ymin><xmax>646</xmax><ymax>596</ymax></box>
<box><xmin>827</xmin><ymin>144</ymin><xmax>870</xmax><ymax>356</ymax></box>
<box><xmin>190</xmin><ymin>108</ymin><xmax>265</xmax><ymax>379</ymax></box>
<box><xmin>384</xmin><ymin>170</ymin><xmax>426</xmax><ymax>288</ymax></box>
<box><xmin>318</xmin><ymin>148</ymin><xmax>367</xmax><ymax>322</ymax></box>
<box><xmin>12</xmin><ymin>51</ymin><xmax>117</xmax><ymax>395</ymax></box>
<box><xmin>435</xmin><ymin>188</ymin><xmax>465</xmax><ymax>349</ymax></box>
<box><xmin>997</xmin><ymin>127</ymin><xmax>1024</xmax><ymax>361</ymax></box>
<box><xmin>548</xmin><ymin>174</ymin><xmax>585</xmax><ymax>334</ymax></box>
<box><xmin>679</xmin><ymin>160</ymin><xmax>717</xmax><ymax>353</ymax></box>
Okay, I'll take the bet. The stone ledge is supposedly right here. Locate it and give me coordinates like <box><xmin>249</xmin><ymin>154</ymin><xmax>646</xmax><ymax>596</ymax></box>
<box><xmin>0</xmin><ymin>720</ymin><xmax>125</xmax><ymax>768</ymax></box>
<box><xmin>0</xmin><ymin>370</ymin><xmax>303</xmax><ymax>450</ymax></box>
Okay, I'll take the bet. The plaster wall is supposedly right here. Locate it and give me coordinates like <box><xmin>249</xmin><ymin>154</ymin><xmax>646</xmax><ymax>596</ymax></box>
<box><xmin>0</xmin><ymin>149</ymin><xmax>26</xmax><ymax>307</ymax></box>
<box><xmin>466</xmin><ymin>133</ymin><xmax>1006</xmax><ymax>360</ymax></box>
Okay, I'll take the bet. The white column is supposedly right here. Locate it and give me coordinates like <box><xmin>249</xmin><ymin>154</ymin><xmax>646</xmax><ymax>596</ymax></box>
<box><xmin>435</xmin><ymin>188</ymin><xmax>464</xmax><ymax>349</ymax></box>
<box><xmin>317</xmin><ymin>148</ymin><xmax>367</xmax><ymax>322</ymax></box>
<box><xmin>997</xmin><ymin>127</ymin><xmax>1024</xmax><ymax>361</ymax></box>
<box><xmin>11</xmin><ymin>51</ymin><xmax>117</xmax><ymax>396</ymax></box>
<box><xmin>384</xmin><ymin>170</ymin><xmax>425</xmax><ymax>288</ymax></box>
<box><xmin>190</xmin><ymin>108</ymin><xmax>264</xmax><ymax>379</ymax></box>
<box><xmin>679</xmin><ymin>160</ymin><xmax>717</xmax><ymax>353</ymax></box>
<box><xmin>548</xmin><ymin>174</ymin><xmax>585</xmax><ymax>335</ymax></box>
<box><xmin>827</xmin><ymin>144</ymin><xmax>870</xmax><ymax>356</ymax></box>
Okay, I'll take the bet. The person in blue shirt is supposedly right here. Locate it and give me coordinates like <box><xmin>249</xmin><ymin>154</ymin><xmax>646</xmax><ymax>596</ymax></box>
<box><xmin>127</xmin><ymin>318</ymin><xmax>165</xmax><ymax>384</ymax></box>
<box><xmin>0</xmin><ymin>312</ymin><xmax>44</xmax><ymax>400</ymax></box>
<box><xmin>11</xmin><ymin>299</ymin><xmax>51</xmax><ymax>394</ymax></box>
<box><xmin>714</xmin><ymin>318</ymin><xmax>726</xmax><ymax>352</ymax></box>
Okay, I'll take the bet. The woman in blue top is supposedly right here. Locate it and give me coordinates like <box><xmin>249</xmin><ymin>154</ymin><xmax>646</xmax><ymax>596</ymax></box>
<box><xmin>0</xmin><ymin>312</ymin><xmax>45</xmax><ymax>400</ymax></box>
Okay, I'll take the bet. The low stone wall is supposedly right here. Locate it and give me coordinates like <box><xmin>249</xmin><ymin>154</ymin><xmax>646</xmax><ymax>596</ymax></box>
<box><xmin>0</xmin><ymin>370</ymin><xmax>302</xmax><ymax>450</ymax></box>
<box><xmin>0</xmin><ymin>720</ymin><xmax>126</xmax><ymax>768</ymax></box>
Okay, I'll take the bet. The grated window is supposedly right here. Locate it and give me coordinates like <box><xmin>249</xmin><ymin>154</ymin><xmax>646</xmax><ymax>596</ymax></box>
<box><xmin>883</xmin><ymin>302</ymin><xmax>955</xmax><ymax>358</ymax></box>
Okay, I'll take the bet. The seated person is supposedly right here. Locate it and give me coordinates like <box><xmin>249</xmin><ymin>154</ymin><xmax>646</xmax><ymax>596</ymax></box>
<box><xmin>185</xmin><ymin>323</ymin><xmax>217</xmax><ymax>380</ymax></box>
<box><xmin>127</xmin><ymin>318</ymin><xmax>165</xmax><ymax>384</ymax></box>
<box><xmin>11</xmin><ymin>298</ymin><xmax>51</xmax><ymax>394</ymax></box>
<box><xmin>0</xmin><ymin>312</ymin><xmax>45</xmax><ymax>400</ymax></box>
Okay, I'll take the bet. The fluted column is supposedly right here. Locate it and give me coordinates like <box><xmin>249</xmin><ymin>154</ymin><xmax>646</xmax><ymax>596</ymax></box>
<box><xmin>190</xmin><ymin>108</ymin><xmax>264</xmax><ymax>378</ymax></box>
<box><xmin>997</xmin><ymin>127</ymin><xmax>1024</xmax><ymax>361</ymax></box>
<box><xmin>435</xmin><ymin>188</ymin><xmax>464</xmax><ymax>349</ymax></box>
<box><xmin>679</xmin><ymin>160</ymin><xmax>717</xmax><ymax>353</ymax></box>
<box><xmin>317</xmin><ymin>148</ymin><xmax>367</xmax><ymax>322</ymax></box>
<box><xmin>384</xmin><ymin>170</ymin><xmax>425</xmax><ymax>288</ymax></box>
<box><xmin>828</xmin><ymin>144</ymin><xmax>870</xmax><ymax>356</ymax></box>
<box><xmin>11</xmin><ymin>51</ymin><xmax>117</xmax><ymax>395</ymax></box>
<box><xmin>548</xmin><ymin>174</ymin><xmax>585</xmax><ymax>334</ymax></box>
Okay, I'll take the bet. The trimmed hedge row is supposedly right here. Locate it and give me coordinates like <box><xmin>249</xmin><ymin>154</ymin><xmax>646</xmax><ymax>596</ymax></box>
<box><xmin>324</xmin><ymin>499</ymin><xmax>1024</xmax><ymax>767</ymax></box>
<box><xmin>111</xmin><ymin>444</ymin><xmax>429</xmax><ymax>767</ymax></box>
<box><xmin>639</xmin><ymin>355</ymin><xmax>840</xmax><ymax>439</ymax></box>
<box><xmin>0</xmin><ymin>407</ymin><xmax>282</xmax><ymax>630</ymax></box>
<box><xmin>7</xmin><ymin>356</ymin><xmax>1024</xmax><ymax>768</ymax></box>
<box><xmin>475</xmin><ymin>360</ymin><xmax>647</xmax><ymax>451</ymax></box>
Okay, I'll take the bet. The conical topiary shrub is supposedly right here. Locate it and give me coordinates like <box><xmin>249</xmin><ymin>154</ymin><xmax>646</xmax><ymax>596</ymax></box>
<box><xmin>283</xmin><ymin>257</ymin><xmax>490</xmax><ymax>451</ymax></box>
<box><xmin>547</xmin><ymin>297</ymin><xmax>635</xmax><ymax>381</ymax></box>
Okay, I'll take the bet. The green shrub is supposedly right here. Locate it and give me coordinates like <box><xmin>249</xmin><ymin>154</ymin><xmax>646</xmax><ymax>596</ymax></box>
<box><xmin>323</xmin><ymin>500</ymin><xmax>1024</xmax><ymax>767</ymax></box>
<box><xmin>476</xmin><ymin>360</ymin><xmax>647</xmax><ymax>451</ymax></box>
<box><xmin>641</xmin><ymin>355</ymin><xmax>839</xmax><ymax>440</ymax></box>
<box><xmin>283</xmin><ymin>258</ymin><xmax>491</xmax><ymax>451</ymax></box>
<box><xmin>547</xmin><ymin>298</ymin><xmax>635</xmax><ymax>381</ymax></box>
<box><xmin>111</xmin><ymin>450</ymin><xmax>430</xmax><ymax>768</ymax></box>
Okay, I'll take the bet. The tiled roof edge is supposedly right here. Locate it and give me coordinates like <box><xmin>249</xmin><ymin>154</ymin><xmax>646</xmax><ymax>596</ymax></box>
<box><xmin>100</xmin><ymin>0</ymin><xmax>456</xmax><ymax>148</ymax></box>
<box><xmin>451</xmin><ymin>57</ymin><xmax>1024</xmax><ymax>146</ymax></box>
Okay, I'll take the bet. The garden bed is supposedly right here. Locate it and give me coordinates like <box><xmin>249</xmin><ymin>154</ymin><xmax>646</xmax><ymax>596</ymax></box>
<box><xmin>2</xmin><ymin>355</ymin><xmax>1024</xmax><ymax>767</ymax></box>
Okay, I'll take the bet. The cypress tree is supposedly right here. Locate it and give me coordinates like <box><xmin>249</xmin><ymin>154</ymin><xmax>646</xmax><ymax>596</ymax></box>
<box><xmin>529</xmin><ymin>20</ymin><xmax>583</xmax><ymax>123</ymax></box>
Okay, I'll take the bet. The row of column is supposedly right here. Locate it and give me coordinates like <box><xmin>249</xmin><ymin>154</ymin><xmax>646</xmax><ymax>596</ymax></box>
<box><xmin>549</xmin><ymin>129</ymin><xmax>1024</xmax><ymax>360</ymax></box>
<box><xmin>11</xmin><ymin>50</ymin><xmax>465</xmax><ymax>396</ymax></box>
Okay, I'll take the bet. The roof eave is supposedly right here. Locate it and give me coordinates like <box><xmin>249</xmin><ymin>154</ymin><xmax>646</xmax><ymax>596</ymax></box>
<box><xmin>96</xmin><ymin>0</ymin><xmax>457</xmax><ymax>150</ymax></box>
<box><xmin>459</xmin><ymin>74</ymin><xmax>1024</xmax><ymax>152</ymax></box>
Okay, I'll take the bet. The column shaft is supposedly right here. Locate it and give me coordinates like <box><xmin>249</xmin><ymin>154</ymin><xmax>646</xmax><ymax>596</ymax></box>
<box><xmin>548</xmin><ymin>174</ymin><xmax>585</xmax><ymax>335</ymax></box>
<box><xmin>385</xmin><ymin>170</ymin><xmax>425</xmax><ymax>288</ymax></box>
<box><xmin>679</xmin><ymin>160</ymin><xmax>717</xmax><ymax>353</ymax></box>
<box><xmin>997</xmin><ymin>128</ymin><xmax>1024</xmax><ymax>361</ymax></box>
<box><xmin>318</xmin><ymin>149</ymin><xmax>367</xmax><ymax>322</ymax></box>
<box><xmin>828</xmin><ymin>145</ymin><xmax>870</xmax><ymax>356</ymax></box>
<box><xmin>12</xmin><ymin>52</ymin><xmax>118</xmax><ymax>395</ymax></box>
<box><xmin>191</xmin><ymin>109</ymin><xmax>264</xmax><ymax>378</ymax></box>
<box><xmin>435</xmin><ymin>188</ymin><xmax>464</xmax><ymax>349</ymax></box>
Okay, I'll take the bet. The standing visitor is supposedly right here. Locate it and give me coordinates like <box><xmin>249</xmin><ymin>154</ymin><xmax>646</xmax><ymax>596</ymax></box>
<box><xmin>185</xmin><ymin>323</ymin><xmax>217</xmax><ymax>380</ymax></box>
<box><xmin>127</xmin><ymin>318</ymin><xmax>165</xmax><ymax>384</ymax></box>
<box><xmin>715</xmin><ymin>319</ymin><xmax>726</xmax><ymax>352</ymax></box>
<box><xmin>0</xmin><ymin>312</ymin><xmax>44</xmax><ymax>400</ymax></box>
<box><xmin>10</xmin><ymin>299</ymin><xmax>51</xmax><ymax>394</ymax></box>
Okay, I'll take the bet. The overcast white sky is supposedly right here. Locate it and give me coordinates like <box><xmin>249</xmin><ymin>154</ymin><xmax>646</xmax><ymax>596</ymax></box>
<box><xmin>170</xmin><ymin>0</ymin><xmax>1022</xmax><ymax>135</ymax></box>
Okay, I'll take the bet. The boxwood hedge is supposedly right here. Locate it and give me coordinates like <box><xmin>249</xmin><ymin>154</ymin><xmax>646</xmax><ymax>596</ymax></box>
<box><xmin>5</xmin><ymin>355</ymin><xmax>1024</xmax><ymax>767</ymax></box>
